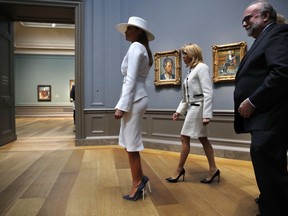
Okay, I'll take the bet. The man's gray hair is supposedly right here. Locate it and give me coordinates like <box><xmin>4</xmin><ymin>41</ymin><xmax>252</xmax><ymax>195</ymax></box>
<box><xmin>249</xmin><ymin>1</ymin><xmax>277</xmax><ymax>21</ymax></box>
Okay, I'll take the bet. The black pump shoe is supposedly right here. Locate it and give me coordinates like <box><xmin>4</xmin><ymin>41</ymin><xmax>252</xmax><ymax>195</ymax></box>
<box><xmin>123</xmin><ymin>189</ymin><xmax>142</xmax><ymax>201</ymax></box>
<box><xmin>165</xmin><ymin>168</ymin><xmax>185</xmax><ymax>183</ymax></box>
<box><xmin>200</xmin><ymin>169</ymin><xmax>220</xmax><ymax>184</ymax></box>
<box><xmin>123</xmin><ymin>176</ymin><xmax>151</xmax><ymax>201</ymax></box>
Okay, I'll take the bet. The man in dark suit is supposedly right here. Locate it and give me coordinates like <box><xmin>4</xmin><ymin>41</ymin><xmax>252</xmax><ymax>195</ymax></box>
<box><xmin>234</xmin><ymin>1</ymin><xmax>288</xmax><ymax>215</ymax></box>
<box><xmin>70</xmin><ymin>84</ymin><xmax>75</xmax><ymax>125</ymax></box>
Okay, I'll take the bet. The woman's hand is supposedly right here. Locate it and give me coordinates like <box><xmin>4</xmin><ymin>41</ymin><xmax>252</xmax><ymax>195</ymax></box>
<box><xmin>114</xmin><ymin>109</ymin><xmax>125</xmax><ymax>119</ymax></box>
<box><xmin>172</xmin><ymin>112</ymin><xmax>180</xmax><ymax>121</ymax></box>
<box><xmin>203</xmin><ymin>118</ymin><xmax>210</xmax><ymax>125</ymax></box>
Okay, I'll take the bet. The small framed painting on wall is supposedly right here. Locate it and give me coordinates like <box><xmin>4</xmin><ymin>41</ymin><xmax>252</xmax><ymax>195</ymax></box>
<box><xmin>154</xmin><ymin>50</ymin><xmax>181</xmax><ymax>86</ymax></box>
<box><xmin>212</xmin><ymin>41</ymin><xmax>247</xmax><ymax>83</ymax></box>
<box><xmin>37</xmin><ymin>85</ymin><xmax>51</xmax><ymax>102</ymax></box>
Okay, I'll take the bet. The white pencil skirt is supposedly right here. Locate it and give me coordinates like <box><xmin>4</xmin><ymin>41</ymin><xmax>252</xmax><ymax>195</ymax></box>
<box><xmin>180</xmin><ymin>102</ymin><xmax>208</xmax><ymax>138</ymax></box>
<box><xmin>118</xmin><ymin>97</ymin><xmax>148</xmax><ymax>152</ymax></box>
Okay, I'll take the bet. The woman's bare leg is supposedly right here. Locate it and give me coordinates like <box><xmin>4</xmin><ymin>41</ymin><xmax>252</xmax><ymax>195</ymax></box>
<box><xmin>127</xmin><ymin>151</ymin><xmax>143</xmax><ymax>196</ymax></box>
<box><xmin>172</xmin><ymin>135</ymin><xmax>190</xmax><ymax>178</ymax></box>
<box><xmin>199</xmin><ymin>137</ymin><xmax>218</xmax><ymax>179</ymax></box>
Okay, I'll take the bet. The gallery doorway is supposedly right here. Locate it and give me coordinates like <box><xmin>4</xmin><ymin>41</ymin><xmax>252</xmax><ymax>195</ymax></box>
<box><xmin>0</xmin><ymin>0</ymin><xmax>83</xmax><ymax>146</ymax></box>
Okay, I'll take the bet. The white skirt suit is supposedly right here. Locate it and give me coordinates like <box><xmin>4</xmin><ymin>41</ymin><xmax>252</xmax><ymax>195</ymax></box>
<box><xmin>176</xmin><ymin>63</ymin><xmax>213</xmax><ymax>138</ymax></box>
<box><xmin>115</xmin><ymin>42</ymin><xmax>150</xmax><ymax>152</ymax></box>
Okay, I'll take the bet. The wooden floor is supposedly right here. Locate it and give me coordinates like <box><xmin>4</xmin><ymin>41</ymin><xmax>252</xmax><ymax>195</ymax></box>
<box><xmin>0</xmin><ymin>117</ymin><xmax>260</xmax><ymax>216</ymax></box>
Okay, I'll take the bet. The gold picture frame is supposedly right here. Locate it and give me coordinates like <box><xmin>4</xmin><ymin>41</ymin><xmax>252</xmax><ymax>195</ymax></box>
<box><xmin>154</xmin><ymin>50</ymin><xmax>181</xmax><ymax>86</ymax></box>
<box><xmin>212</xmin><ymin>41</ymin><xmax>247</xmax><ymax>83</ymax></box>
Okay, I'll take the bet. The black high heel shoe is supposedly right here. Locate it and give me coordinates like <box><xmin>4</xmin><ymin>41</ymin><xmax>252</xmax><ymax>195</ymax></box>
<box><xmin>200</xmin><ymin>169</ymin><xmax>220</xmax><ymax>184</ymax></box>
<box><xmin>165</xmin><ymin>168</ymin><xmax>185</xmax><ymax>183</ymax></box>
<box><xmin>140</xmin><ymin>176</ymin><xmax>151</xmax><ymax>200</ymax></box>
<box><xmin>123</xmin><ymin>176</ymin><xmax>151</xmax><ymax>201</ymax></box>
<box><xmin>141</xmin><ymin>176</ymin><xmax>149</xmax><ymax>186</ymax></box>
<box><xmin>123</xmin><ymin>190</ymin><xmax>142</xmax><ymax>201</ymax></box>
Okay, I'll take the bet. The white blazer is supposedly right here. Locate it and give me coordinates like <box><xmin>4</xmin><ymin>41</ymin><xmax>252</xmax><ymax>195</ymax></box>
<box><xmin>115</xmin><ymin>42</ymin><xmax>150</xmax><ymax>112</ymax></box>
<box><xmin>176</xmin><ymin>62</ymin><xmax>213</xmax><ymax>118</ymax></box>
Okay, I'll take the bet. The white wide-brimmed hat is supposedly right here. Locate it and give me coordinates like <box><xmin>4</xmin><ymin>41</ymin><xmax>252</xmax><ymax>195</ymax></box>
<box><xmin>116</xmin><ymin>16</ymin><xmax>155</xmax><ymax>41</ymax></box>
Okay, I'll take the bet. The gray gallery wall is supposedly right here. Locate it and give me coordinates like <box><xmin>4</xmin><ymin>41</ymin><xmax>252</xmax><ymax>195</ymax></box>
<box><xmin>15</xmin><ymin>54</ymin><xmax>74</xmax><ymax>106</ymax></box>
<box><xmin>83</xmin><ymin>0</ymin><xmax>288</xmax><ymax>111</ymax></box>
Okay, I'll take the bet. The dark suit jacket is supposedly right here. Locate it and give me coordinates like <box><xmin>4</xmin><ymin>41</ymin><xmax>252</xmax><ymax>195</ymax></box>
<box><xmin>234</xmin><ymin>23</ymin><xmax>288</xmax><ymax>133</ymax></box>
<box><xmin>70</xmin><ymin>85</ymin><xmax>75</xmax><ymax>101</ymax></box>
<box><xmin>160</xmin><ymin>73</ymin><xmax>175</xmax><ymax>80</ymax></box>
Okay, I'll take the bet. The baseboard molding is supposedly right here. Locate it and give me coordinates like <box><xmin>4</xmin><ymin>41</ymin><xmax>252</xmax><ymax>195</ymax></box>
<box><xmin>15</xmin><ymin>105</ymin><xmax>73</xmax><ymax>117</ymax></box>
<box><xmin>75</xmin><ymin>136</ymin><xmax>252</xmax><ymax>161</ymax></box>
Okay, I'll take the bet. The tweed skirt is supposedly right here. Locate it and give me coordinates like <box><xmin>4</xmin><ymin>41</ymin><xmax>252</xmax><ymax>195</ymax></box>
<box><xmin>180</xmin><ymin>101</ymin><xmax>208</xmax><ymax>138</ymax></box>
<box><xmin>118</xmin><ymin>97</ymin><xmax>148</xmax><ymax>152</ymax></box>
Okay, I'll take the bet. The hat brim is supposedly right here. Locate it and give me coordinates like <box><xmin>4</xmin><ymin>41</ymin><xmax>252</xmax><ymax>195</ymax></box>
<box><xmin>116</xmin><ymin>23</ymin><xmax>155</xmax><ymax>41</ymax></box>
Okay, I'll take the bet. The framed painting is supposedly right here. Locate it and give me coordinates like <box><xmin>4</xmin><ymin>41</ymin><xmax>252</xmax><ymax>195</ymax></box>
<box><xmin>212</xmin><ymin>41</ymin><xmax>247</xmax><ymax>83</ymax></box>
<box><xmin>154</xmin><ymin>50</ymin><xmax>181</xmax><ymax>86</ymax></box>
<box><xmin>37</xmin><ymin>85</ymin><xmax>51</xmax><ymax>101</ymax></box>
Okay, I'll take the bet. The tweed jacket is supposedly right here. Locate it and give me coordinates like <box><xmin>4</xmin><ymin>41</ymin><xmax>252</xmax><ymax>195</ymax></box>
<box><xmin>115</xmin><ymin>42</ymin><xmax>150</xmax><ymax>112</ymax></box>
<box><xmin>176</xmin><ymin>62</ymin><xmax>213</xmax><ymax>119</ymax></box>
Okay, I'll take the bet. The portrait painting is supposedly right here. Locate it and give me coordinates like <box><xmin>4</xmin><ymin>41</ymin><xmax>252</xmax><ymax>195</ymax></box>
<box><xmin>37</xmin><ymin>85</ymin><xmax>51</xmax><ymax>101</ymax></box>
<box><xmin>212</xmin><ymin>41</ymin><xmax>247</xmax><ymax>83</ymax></box>
<box><xmin>154</xmin><ymin>50</ymin><xmax>181</xmax><ymax>86</ymax></box>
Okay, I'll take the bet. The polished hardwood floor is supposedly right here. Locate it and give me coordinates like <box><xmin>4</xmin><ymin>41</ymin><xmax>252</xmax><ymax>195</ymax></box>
<box><xmin>0</xmin><ymin>117</ymin><xmax>260</xmax><ymax>216</ymax></box>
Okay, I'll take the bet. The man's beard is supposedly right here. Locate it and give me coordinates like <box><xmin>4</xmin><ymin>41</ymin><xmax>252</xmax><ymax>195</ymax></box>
<box><xmin>246</xmin><ymin>20</ymin><xmax>262</xmax><ymax>37</ymax></box>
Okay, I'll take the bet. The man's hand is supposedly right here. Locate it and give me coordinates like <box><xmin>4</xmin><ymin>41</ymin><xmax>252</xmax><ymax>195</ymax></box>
<box><xmin>238</xmin><ymin>98</ymin><xmax>255</xmax><ymax>118</ymax></box>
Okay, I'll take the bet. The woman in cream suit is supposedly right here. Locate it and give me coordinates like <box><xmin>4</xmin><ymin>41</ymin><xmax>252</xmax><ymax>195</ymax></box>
<box><xmin>166</xmin><ymin>44</ymin><xmax>220</xmax><ymax>184</ymax></box>
<box><xmin>114</xmin><ymin>17</ymin><xmax>154</xmax><ymax>201</ymax></box>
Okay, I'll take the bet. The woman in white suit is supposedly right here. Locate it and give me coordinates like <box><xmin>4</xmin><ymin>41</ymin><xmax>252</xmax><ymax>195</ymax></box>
<box><xmin>114</xmin><ymin>16</ymin><xmax>154</xmax><ymax>201</ymax></box>
<box><xmin>166</xmin><ymin>44</ymin><xmax>220</xmax><ymax>184</ymax></box>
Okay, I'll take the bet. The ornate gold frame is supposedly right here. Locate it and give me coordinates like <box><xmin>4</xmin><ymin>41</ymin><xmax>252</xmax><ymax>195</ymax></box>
<box><xmin>212</xmin><ymin>41</ymin><xmax>247</xmax><ymax>83</ymax></box>
<box><xmin>154</xmin><ymin>50</ymin><xmax>181</xmax><ymax>86</ymax></box>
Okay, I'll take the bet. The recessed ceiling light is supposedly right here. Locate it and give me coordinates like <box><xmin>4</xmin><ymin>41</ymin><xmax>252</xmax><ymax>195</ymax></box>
<box><xmin>20</xmin><ymin>22</ymin><xmax>74</xmax><ymax>29</ymax></box>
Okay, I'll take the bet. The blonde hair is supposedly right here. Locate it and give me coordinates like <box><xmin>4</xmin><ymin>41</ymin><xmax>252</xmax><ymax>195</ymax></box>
<box><xmin>276</xmin><ymin>13</ymin><xmax>287</xmax><ymax>24</ymax></box>
<box><xmin>181</xmin><ymin>43</ymin><xmax>203</xmax><ymax>68</ymax></box>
